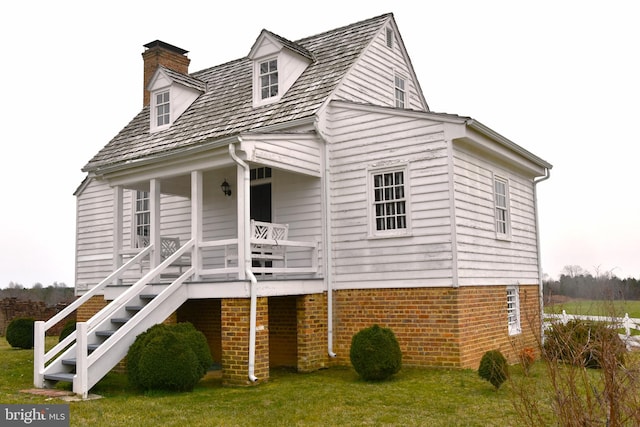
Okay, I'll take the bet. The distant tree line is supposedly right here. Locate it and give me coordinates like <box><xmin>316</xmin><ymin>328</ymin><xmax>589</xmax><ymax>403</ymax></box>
<box><xmin>544</xmin><ymin>265</ymin><xmax>640</xmax><ymax>301</ymax></box>
<box><xmin>1</xmin><ymin>281</ymin><xmax>74</xmax><ymax>307</ymax></box>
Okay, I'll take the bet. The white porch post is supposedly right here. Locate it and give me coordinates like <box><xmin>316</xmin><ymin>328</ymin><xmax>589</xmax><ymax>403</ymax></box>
<box><xmin>150</xmin><ymin>179</ymin><xmax>161</xmax><ymax>274</ymax></box>
<box><xmin>113</xmin><ymin>185</ymin><xmax>123</xmax><ymax>285</ymax></box>
<box><xmin>236</xmin><ymin>162</ymin><xmax>249</xmax><ymax>280</ymax></box>
<box><xmin>191</xmin><ymin>171</ymin><xmax>202</xmax><ymax>281</ymax></box>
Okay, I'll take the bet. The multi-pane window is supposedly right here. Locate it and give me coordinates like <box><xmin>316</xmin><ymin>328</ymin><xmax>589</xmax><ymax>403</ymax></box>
<box><xmin>494</xmin><ymin>177</ymin><xmax>510</xmax><ymax>236</ymax></box>
<box><xmin>250</xmin><ymin>167</ymin><xmax>272</xmax><ymax>181</ymax></box>
<box><xmin>135</xmin><ymin>191</ymin><xmax>150</xmax><ymax>247</ymax></box>
<box><xmin>373</xmin><ymin>170</ymin><xmax>407</xmax><ymax>232</ymax></box>
<box><xmin>507</xmin><ymin>286</ymin><xmax>521</xmax><ymax>335</ymax></box>
<box><xmin>394</xmin><ymin>75</ymin><xmax>406</xmax><ymax>108</ymax></box>
<box><xmin>259</xmin><ymin>59</ymin><xmax>278</xmax><ymax>99</ymax></box>
<box><xmin>156</xmin><ymin>91</ymin><xmax>170</xmax><ymax>127</ymax></box>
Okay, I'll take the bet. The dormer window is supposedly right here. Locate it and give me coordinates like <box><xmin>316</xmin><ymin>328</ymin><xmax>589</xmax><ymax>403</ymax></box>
<box><xmin>155</xmin><ymin>91</ymin><xmax>170</xmax><ymax>126</ymax></box>
<box><xmin>147</xmin><ymin>66</ymin><xmax>205</xmax><ymax>132</ymax></box>
<box><xmin>260</xmin><ymin>59</ymin><xmax>279</xmax><ymax>99</ymax></box>
<box><xmin>249</xmin><ymin>30</ymin><xmax>313</xmax><ymax>108</ymax></box>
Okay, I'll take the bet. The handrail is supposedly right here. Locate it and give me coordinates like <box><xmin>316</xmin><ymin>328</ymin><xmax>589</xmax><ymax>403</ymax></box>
<box><xmin>84</xmin><ymin>239</ymin><xmax>194</xmax><ymax>330</ymax></box>
<box><xmin>43</xmin><ymin>245</ymin><xmax>153</xmax><ymax>331</ymax></box>
<box><xmin>35</xmin><ymin>244</ymin><xmax>153</xmax><ymax>388</ymax></box>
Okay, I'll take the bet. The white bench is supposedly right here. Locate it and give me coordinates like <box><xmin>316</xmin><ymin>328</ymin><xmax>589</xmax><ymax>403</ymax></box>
<box><xmin>225</xmin><ymin>220</ymin><xmax>289</xmax><ymax>269</ymax></box>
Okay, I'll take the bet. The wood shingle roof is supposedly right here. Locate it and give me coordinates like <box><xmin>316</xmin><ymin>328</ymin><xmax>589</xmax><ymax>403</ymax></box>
<box><xmin>83</xmin><ymin>13</ymin><xmax>394</xmax><ymax>173</ymax></box>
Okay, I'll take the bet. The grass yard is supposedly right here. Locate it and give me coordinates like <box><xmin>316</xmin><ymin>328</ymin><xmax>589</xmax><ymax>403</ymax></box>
<box><xmin>545</xmin><ymin>299</ymin><xmax>640</xmax><ymax>318</ymax></box>
<box><xmin>1</xmin><ymin>337</ymin><xmax>557</xmax><ymax>427</ymax></box>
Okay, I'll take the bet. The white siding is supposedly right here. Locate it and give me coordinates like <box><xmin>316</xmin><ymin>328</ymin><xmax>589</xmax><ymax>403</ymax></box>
<box><xmin>75</xmin><ymin>179</ymin><xmax>114</xmax><ymax>290</ymax></box>
<box><xmin>334</xmin><ymin>27</ymin><xmax>426</xmax><ymax>111</ymax></box>
<box><xmin>273</xmin><ymin>171</ymin><xmax>323</xmax><ymax>270</ymax></box>
<box><xmin>326</xmin><ymin>104</ymin><xmax>453</xmax><ymax>289</ymax></box>
<box><xmin>453</xmin><ymin>147</ymin><xmax>539</xmax><ymax>286</ymax></box>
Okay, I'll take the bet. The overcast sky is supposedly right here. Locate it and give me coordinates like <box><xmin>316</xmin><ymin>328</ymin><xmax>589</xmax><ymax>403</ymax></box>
<box><xmin>1</xmin><ymin>1</ymin><xmax>638</xmax><ymax>287</ymax></box>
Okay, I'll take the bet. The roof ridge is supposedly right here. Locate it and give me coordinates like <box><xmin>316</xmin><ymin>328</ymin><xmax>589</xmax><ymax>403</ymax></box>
<box><xmin>294</xmin><ymin>12</ymin><xmax>392</xmax><ymax>44</ymax></box>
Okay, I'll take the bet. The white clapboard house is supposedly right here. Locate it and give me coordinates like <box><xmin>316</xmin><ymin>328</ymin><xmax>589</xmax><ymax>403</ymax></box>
<box><xmin>34</xmin><ymin>13</ymin><xmax>552</xmax><ymax>398</ymax></box>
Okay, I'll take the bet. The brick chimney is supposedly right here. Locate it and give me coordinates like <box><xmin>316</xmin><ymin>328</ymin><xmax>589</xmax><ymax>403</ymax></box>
<box><xmin>142</xmin><ymin>40</ymin><xmax>190</xmax><ymax>107</ymax></box>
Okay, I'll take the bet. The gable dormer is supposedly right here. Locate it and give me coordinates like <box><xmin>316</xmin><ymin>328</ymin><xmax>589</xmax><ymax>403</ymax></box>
<box><xmin>248</xmin><ymin>30</ymin><xmax>314</xmax><ymax>108</ymax></box>
<box><xmin>147</xmin><ymin>66</ymin><xmax>205</xmax><ymax>132</ymax></box>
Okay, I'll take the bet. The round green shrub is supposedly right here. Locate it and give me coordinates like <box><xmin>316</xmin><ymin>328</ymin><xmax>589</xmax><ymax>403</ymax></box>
<box><xmin>59</xmin><ymin>320</ymin><xmax>76</xmax><ymax>343</ymax></box>
<box><xmin>6</xmin><ymin>317</ymin><xmax>35</xmax><ymax>349</ymax></box>
<box><xmin>137</xmin><ymin>331</ymin><xmax>201</xmax><ymax>392</ymax></box>
<box><xmin>478</xmin><ymin>350</ymin><xmax>509</xmax><ymax>389</ymax></box>
<box><xmin>127</xmin><ymin>322</ymin><xmax>212</xmax><ymax>391</ymax></box>
<box><xmin>543</xmin><ymin>320</ymin><xmax>626</xmax><ymax>369</ymax></box>
<box><xmin>349</xmin><ymin>324</ymin><xmax>402</xmax><ymax>381</ymax></box>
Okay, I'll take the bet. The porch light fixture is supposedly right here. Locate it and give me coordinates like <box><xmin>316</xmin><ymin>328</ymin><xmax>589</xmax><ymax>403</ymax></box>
<box><xmin>221</xmin><ymin>179</ymin><xmax>232</xmax><ymax>197</ymax></box>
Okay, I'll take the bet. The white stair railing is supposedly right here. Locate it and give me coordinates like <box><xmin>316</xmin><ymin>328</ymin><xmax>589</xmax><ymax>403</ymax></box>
<box><xmin>34</xmin><ymin>245</ymin><xmax>153</xmax><ymax>388</ymax></box>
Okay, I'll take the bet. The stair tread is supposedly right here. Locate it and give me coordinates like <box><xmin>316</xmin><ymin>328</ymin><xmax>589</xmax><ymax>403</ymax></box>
<box><xmin>61</xmin><ymin>358</ymin><xmax>76</xmax><ymax>366</ymax></box>
<box><xmin>139</xmin><ymin>294</ymin><xmax>157</xmax><ymax>300</ymax></box>
<box><xmin>96</xmin><ymin>330</ymin><xmax>115</xmax><ymax>337</ymax></box>
<box><xmin>111</xmin><ymin>318</ymin><xmax>130</xmax><ymax>324</ymax></box>
<box><xmin>44</xmin><ymin>372</ymin><xmax>75</xmax><ymax>382</ymax></box>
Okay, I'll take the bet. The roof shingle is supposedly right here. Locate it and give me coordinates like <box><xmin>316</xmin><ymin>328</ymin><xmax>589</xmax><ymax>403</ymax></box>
<box><xmin>83</xmin><ymin>13</ymin><xmax>393</xmax><ymax>172</ymax></box>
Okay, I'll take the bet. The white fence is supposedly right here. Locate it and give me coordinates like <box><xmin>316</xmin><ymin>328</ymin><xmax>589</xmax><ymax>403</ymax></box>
<box><xmin>544</xmin><ymin>310</ymin><xmax>640</xmax><ymax>340</ymax></box>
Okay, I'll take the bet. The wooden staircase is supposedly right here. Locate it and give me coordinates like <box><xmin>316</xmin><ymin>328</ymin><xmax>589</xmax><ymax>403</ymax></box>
<box><xmin>34</xmin><ymin>239</ymin><xmax>194</xmax><ymax>398</ymax></box>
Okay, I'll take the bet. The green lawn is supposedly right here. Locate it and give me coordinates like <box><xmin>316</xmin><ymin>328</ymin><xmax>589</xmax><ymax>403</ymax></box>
<box><xmin>545</xmin><ymin>299</ymin><xmax>640</xmax><ymax>318</ymax></box>
<box><xmin>1</xmin><ymin>338</ymin><xmax>556</xmax><ymax>427</ymax></box>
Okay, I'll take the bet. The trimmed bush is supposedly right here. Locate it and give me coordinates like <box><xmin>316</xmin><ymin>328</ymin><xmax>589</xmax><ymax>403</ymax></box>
<box><xmin>127</xmin><ymin>322</ymin><xmax>212</xmax><ymax>392</ymax></box>
<box><xmin>478</xmin><ymin>350</ymin><xmax>508</xmax><ymax>390</ymax></box>
<box><xmin>350</xmin><ymin>324</ymin><xmax>402</xmax><ymax>381</ymax></box>
<box><xmin>59</xmin><ymin>320</ymin><xmax>76</xmax><ymax>343</ymax></box>
<box><xmin>543</xmin><ymin>319</ymin><xmax>626</xmax><ymax>368</ymax></box>
<box><xmin>6</xmin><ymin>317</ymin><xmax>35</xmax><ymax>349</ymax></box>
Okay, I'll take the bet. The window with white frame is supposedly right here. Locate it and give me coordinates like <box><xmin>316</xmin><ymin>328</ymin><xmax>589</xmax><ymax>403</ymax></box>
<box><xmin>394</xmin><ymin>75</ymin><xmax>406</xmax><ymax>108</ymax></box>
<box><xmin>493</xmin><ymin>176</ymin><xmax>510</xmax><ymax>238</ymax></box>
<box><xmin>507</xmin><ymin>286</ymin><xmax>521</xmax><ymax>335</ymax></box>
<box><xmin>134</xmin><ymin>191</ymin><xmax>150</xmax><ymax>248</ymax></box>
<box><xmin>155</xmin><ymin>90</ymin><xmax>170</xmax><ymax>127</ymax></box>
<box><xmin>370</xmin><ymin>167</ymin><xmax>408</xmax><ymax>235</ymax></box>
<box><xmin>259</xmin><ymin>59</ymin><xmax>278</xmax><ymax>100</ymax></box>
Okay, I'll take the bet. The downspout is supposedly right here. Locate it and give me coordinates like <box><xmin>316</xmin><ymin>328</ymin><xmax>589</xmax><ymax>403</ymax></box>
<box><xmin>533</xmin><ymin>168</ymin><xmax>551</xmax><ymax>343</ymax></box>
<box><xmin>229</xmin><ymin>141</ymin><xmax>259</xmax><ymax>382</ymax></box>
<box><xmin>316</xmin><ymin>120</ymin><xmax>337</xmax><ymax>358</ymax></box>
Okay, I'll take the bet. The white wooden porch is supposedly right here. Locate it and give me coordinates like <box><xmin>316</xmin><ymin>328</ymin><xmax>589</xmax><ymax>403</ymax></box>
<box><xmin>117</xmin><ymin>220</ymin><xmax>319</xmax><ymax>286</ymax></box>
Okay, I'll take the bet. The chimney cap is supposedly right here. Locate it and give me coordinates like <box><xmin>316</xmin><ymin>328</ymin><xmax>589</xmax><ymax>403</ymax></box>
<box><xmin>143</xmin><ymin>40</ymin><xmax>189</xmax><ymax>55</ymax></box>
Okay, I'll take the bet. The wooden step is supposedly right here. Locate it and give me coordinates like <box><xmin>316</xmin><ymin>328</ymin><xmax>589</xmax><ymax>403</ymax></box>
<box><xmin>62</xmin><ymin>358</ymin><xmax>76</xmax><ymax>367</ymax></box>
<box><xmin>96</xmin><ymin>330</ymin><xmax>115</xmax><ymax>338</ymax></box>
<box><xmin>111</xmin><ymin>318</ymin><xmax>130</xmax><ymax>325</ymax></box>
<box><xmin>44</xmin><ymin>372</ymin><xmax>75</xmax><ymax>383</ymax></box>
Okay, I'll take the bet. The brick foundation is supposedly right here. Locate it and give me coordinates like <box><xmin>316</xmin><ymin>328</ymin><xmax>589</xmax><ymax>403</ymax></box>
<box><xmin>177</xmin><ymin>299</ymin><xmax>222</xmax><ymax>363</ymax></box>
<box><xmin>296</xmin><ymin>294</ymin><xmax>328</xmax><ymax>372</ymax></box>
<box><xmin>68</xmin><ymin>284</ymin><xmax>540</xmax><ymax>384</ymax></box>
<box><xmin>333</xmin><ymin>285</ymin><xmax>540</xmax><ymax>369</ymax></box>
<box><xmin>76</xmin><ymin>295</ymin><xmax>109</xmax><ymax>322</ymax></box>
<box><xmin>221</xmin><ymin>297</ymin><xmax>269</xmax><ymax>385</ymax></box>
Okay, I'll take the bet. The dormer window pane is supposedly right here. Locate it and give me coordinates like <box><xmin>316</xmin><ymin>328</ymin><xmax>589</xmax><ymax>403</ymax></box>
<box><xmin>156</xmin><ymin>91</ymin><xmax>170</xmax><ymax>126</ymax></box>
<box><xmin>259</xmin><ymin>59</ymin><xmax>278</xmax><ymax>99</ymax></box>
